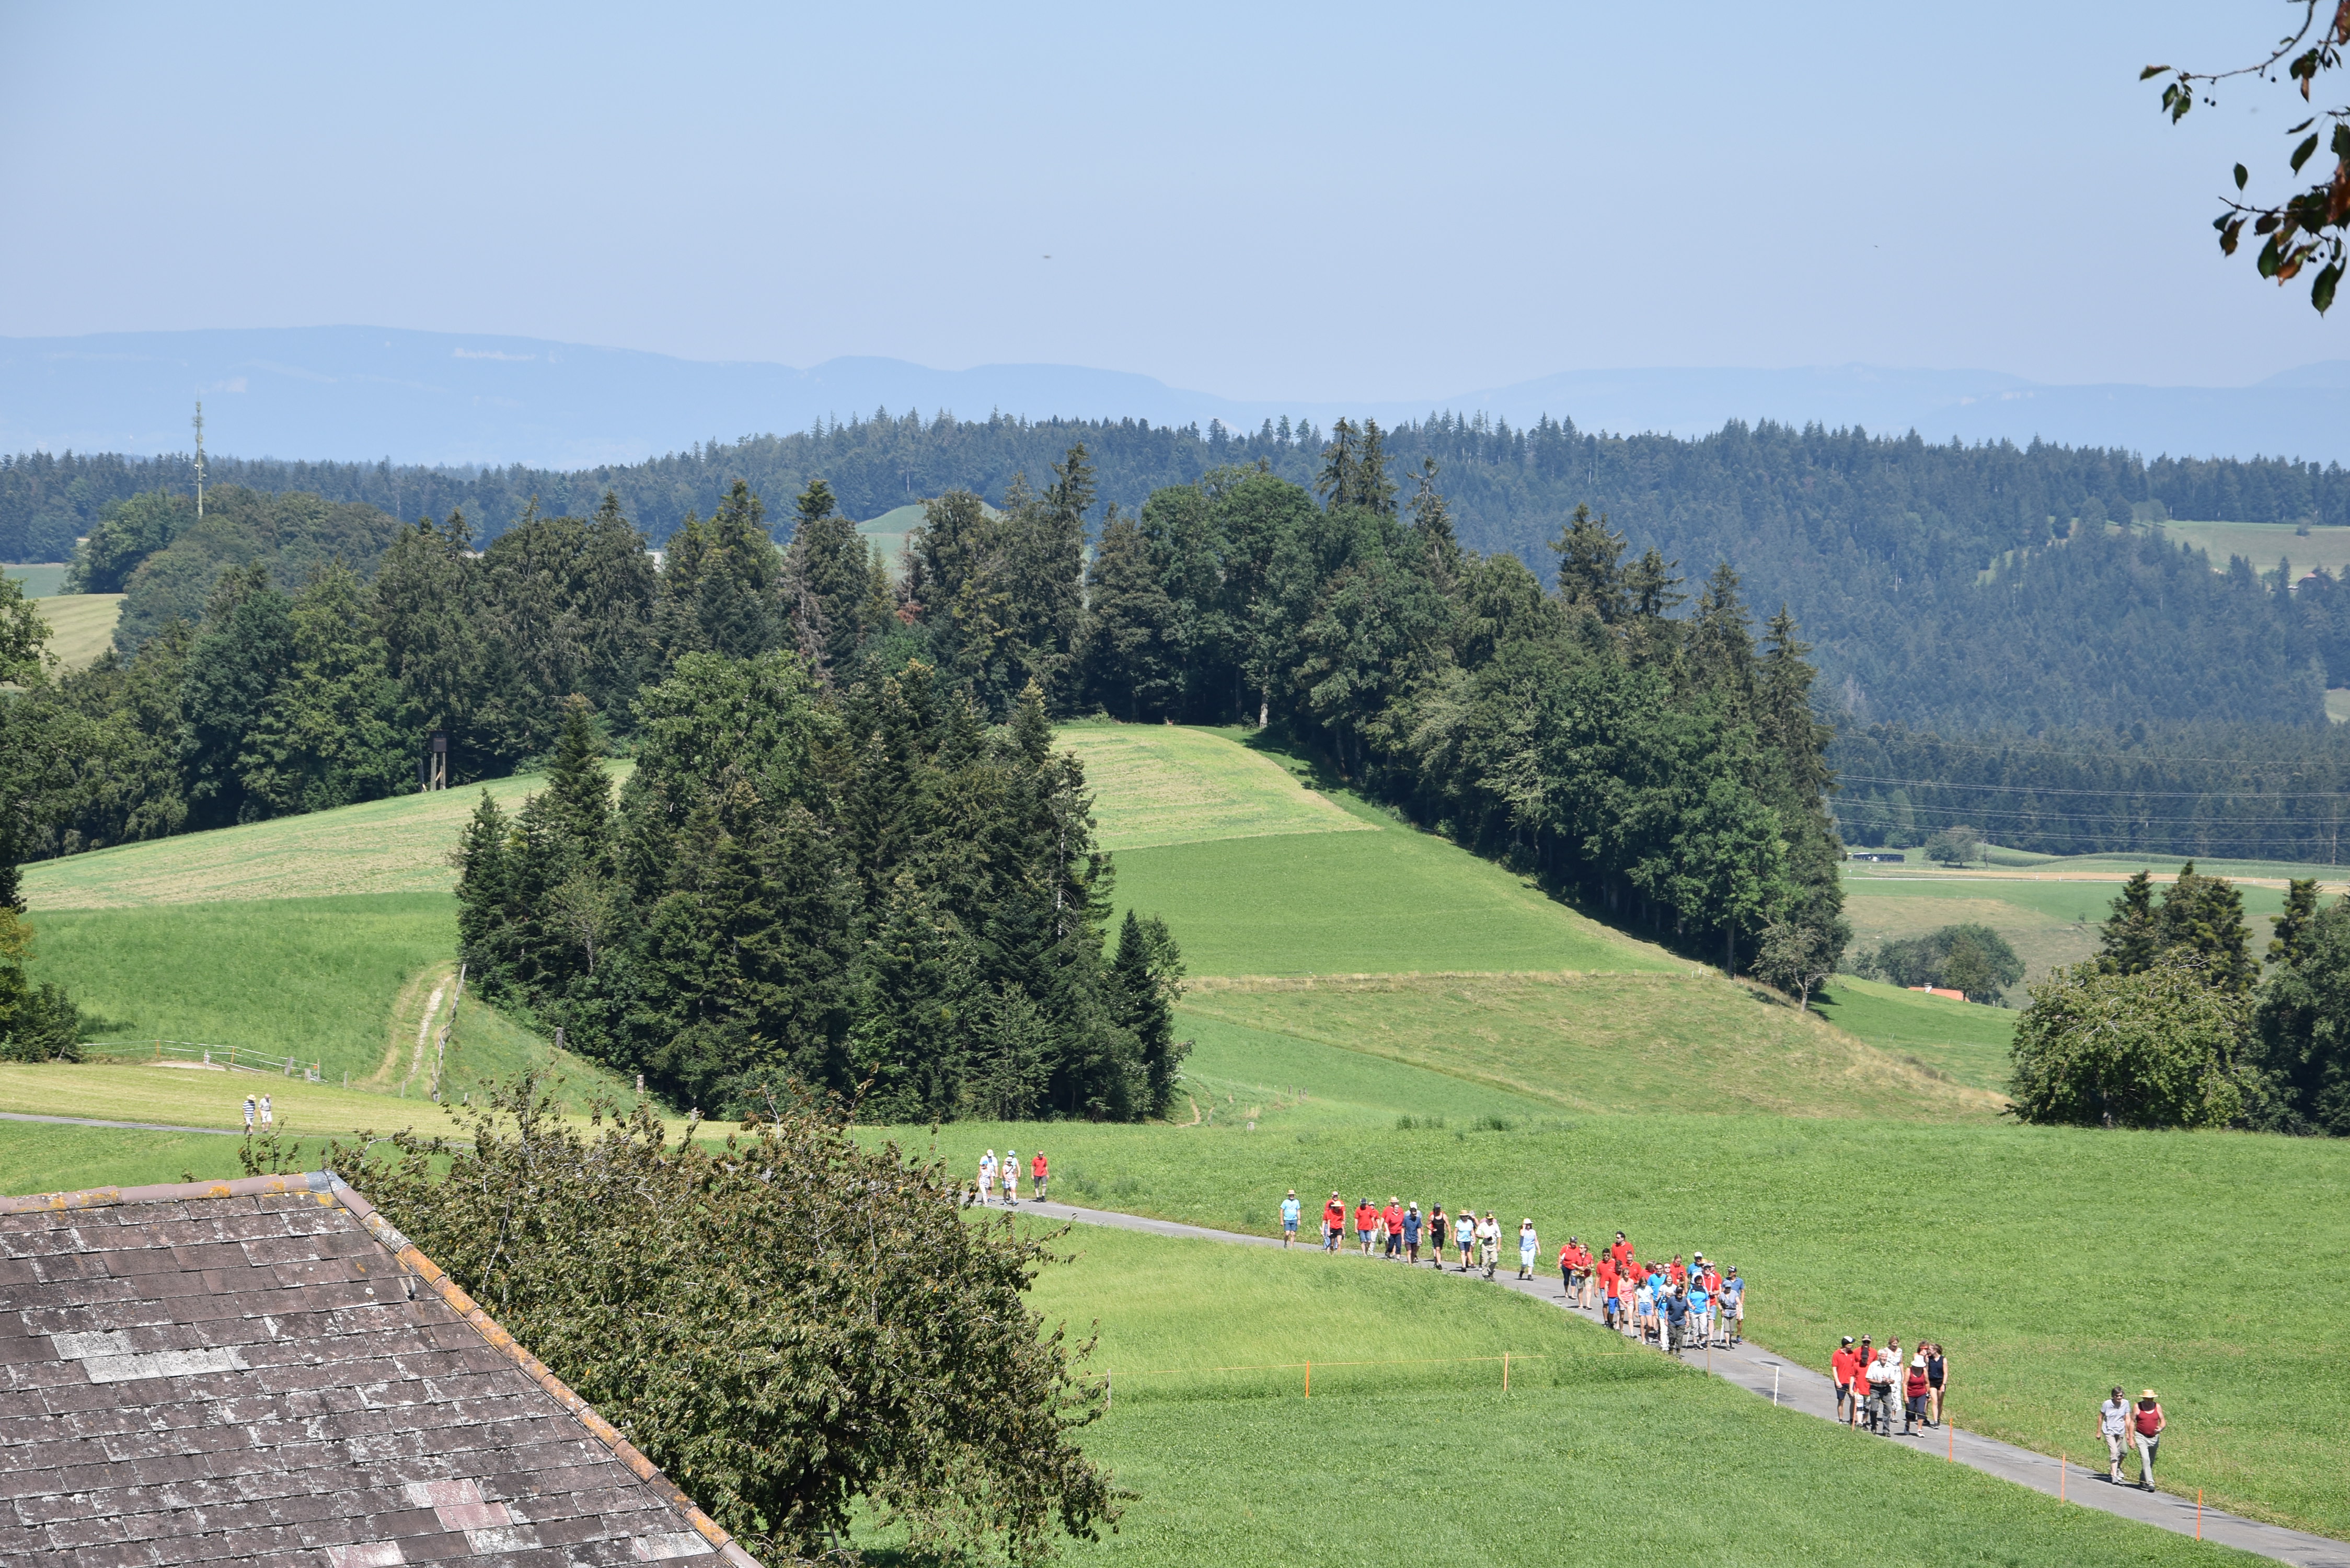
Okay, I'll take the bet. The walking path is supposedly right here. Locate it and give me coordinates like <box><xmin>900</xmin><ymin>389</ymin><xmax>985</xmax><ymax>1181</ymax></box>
<box><xmin>0</xmin><ymin>1110</ymin><xmax>245</xmax><ymax>1136</ymax></box>
<box><xmin>1010</xmin><ymin>1197</ymin><xmax>2350</xmax><ymax>1567</ymax></box>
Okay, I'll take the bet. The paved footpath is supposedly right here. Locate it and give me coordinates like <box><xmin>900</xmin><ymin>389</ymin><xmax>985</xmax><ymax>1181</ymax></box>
<box><xmin>1006</xmin><ymin>1196</ymin><xmax>2350</xmax><ymax>1567</ymax></box>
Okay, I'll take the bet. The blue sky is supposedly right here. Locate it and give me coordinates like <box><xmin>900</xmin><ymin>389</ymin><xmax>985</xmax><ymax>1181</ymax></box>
<box><xmin>0</xmin><ymin>1</ymin><xmax>2335</xmax><ymax>400</ymax></box>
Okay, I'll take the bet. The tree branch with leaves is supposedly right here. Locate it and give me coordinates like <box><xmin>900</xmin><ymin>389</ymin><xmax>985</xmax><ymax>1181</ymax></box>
<box><xmin>2146</xmin><ymin>1</ymin><xmax>2350</xmax><ymax>311</ymax></box>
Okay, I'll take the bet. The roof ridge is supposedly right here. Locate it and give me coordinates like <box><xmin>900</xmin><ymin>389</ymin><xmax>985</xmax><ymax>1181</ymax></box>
<box><xmin>2</xmin><ymin>1167</ymin><xmax>761</xmax><ymax>1567</ymax></box>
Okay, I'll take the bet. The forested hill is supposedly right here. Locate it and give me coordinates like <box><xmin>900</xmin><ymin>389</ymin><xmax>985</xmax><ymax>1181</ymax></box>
<box><xmin>11</xmin><ymin>413</ymin><xmax>2349</xmax><ymax>731</ymax></box>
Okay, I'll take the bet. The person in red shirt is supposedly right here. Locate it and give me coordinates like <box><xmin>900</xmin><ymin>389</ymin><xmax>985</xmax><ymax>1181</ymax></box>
<box><xmin>1610</xmin><ymin>1232</ymin><xmax>1632</xmax><ymax>1271</ymax></box>
<box><xmin>1030</xmin><ymin>1150</ymin><xmax>1047</xmax><ymax>1201</ymax></box>
<box><xmin>1322</xmin><ymin>1193</ymin><xmax>1345</xmax><ymax>1253</ymax></box>
<box><xmin>1354</xmin><ymin>1200</ymin><xmax>1377</xmax><ymax>1255</ymax></box>
<box><xmin>1668</xmin><ymin>1254</ymin><xmax>1687</xmax><ymax>1290</ymax></box>
<box><xmin>1831</xmin><ymin>1337</ymin><xmax>1860</xmax><ymax>1424</ymax></box>
<box><xmin>1597</xmin><ymin>1256</ymin><xmax>1620</xmax><ymax>1328</ymax></box>
<box><xmin>1381</xmin><ymin>1200</ymin><xmax>1405</xmax><ymax>1260</ymax></box>
<box><xmin>1903</xmin><ymin>1355</ymin><xmax>1930</xmax><ymax>1435</ymax></box>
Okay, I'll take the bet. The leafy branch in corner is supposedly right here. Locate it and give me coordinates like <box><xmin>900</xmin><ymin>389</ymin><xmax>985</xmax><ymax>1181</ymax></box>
<box><xmin>2145</xmin><ymin>0</ymin><xmax>2350</xmax><ymax>311</ymax></box>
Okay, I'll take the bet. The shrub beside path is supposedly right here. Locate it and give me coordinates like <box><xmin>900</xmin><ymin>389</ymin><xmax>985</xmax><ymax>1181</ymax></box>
<box><xmin>1016</xmin><ymin>1197</ymin><xmax>2350</xmax><ymax>1568</ymax></box>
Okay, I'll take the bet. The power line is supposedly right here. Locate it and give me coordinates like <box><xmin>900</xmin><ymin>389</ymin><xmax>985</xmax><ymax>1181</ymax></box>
<box><xmin>1835</xmin><ymin>733</ymin><xmax>2350</xmax><ymax>770</ymax></box>
<box><xmin>1840</xmin><ymin>774</ymin><xmax>2350</xmax><ymax>800</ymax></box>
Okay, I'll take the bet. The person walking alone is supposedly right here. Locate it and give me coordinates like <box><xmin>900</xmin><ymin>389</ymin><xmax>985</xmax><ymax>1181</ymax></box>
<box><xmin>2098</xmin><ymin>1387</ymin><xmax>2132</xmax><ymax>1483</ymax></box>
<box><xmin>1281</xmin><ymin>1190</ymin><xmax>1301</xmax><ymax>1247</ymax></box>
<box><xmin>1031</xmin><ymin>1149</ymin><xmax>1048</xmax><ymax>1202</ymax></box>
<box><xmin>2132</xmin><ymin>1391</ymin><xmax>2165</xmax><ymax>1491</ymax></box>
<box><xmin>1517</xmin><ymin>1218</ymin><xmax>1538</xmax><ymax>1281</ymax></box>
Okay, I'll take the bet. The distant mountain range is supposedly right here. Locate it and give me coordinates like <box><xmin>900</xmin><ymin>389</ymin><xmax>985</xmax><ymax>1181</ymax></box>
<box><xmin>6</xmin><ymin>326</ymin><xmax>2349</xmax><ymax>469</ymax></box>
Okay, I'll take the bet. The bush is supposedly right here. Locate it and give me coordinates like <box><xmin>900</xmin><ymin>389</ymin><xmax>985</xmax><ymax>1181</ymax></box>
<box><xmin>0</xmin><ymin>907</ymin><xmax>86</xmax><ymax>1063</ymax></box>
<box><xmin>332</xmin><ymin>1077</ymin><xmax>1118</xmax><ymax>1564</ymax></box>
<box><xmin>1852</xmin><ymin>922</ymin><xmax>2022</xmax><ymax>1000</ymax></box>
<box><xmin>2008</xmin><ymin>959</ymin><xmax>2249</xmax><ymax>1128</ymax></box>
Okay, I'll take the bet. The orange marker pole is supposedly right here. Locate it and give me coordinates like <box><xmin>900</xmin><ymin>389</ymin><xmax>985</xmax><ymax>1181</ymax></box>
<box><xmin>1304</xmin><ymin>1359</ymin><xmax>1311</xmax><ymax>1399</ymax></box>
<box><xmin>1947</xmin><ymin>1422</ymin><xmax>1953</xmax><ymax>1462</ymax></box>
<box><xmin>2196</xmin><ymin>1490</ymin><xmax>2203</xmax><ymax>1540</ymax></box>
<box><xmin>1502</xmin><ymin>1352</ymin><xmax>1510</xmax><ymax>1393</ymax></box>
<box><xmin>2060</xmin><ymin>1453</ymin><xmax>2067</xmax><ymax>1504</ymax></box>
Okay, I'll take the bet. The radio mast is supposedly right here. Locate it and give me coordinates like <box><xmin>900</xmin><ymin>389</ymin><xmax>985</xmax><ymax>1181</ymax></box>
<box><xmin>192</xmin><ymin>401</ymin><xmax>207</xmax><ymax>518</ymax></box>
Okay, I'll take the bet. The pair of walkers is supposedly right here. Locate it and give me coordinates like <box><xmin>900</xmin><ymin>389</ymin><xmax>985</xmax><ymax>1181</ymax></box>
<box><xmin>1833</xmin><ymin>1336</ymin><xmax>1949</xmax><ymax>1436</ymax></box>
<box><xmin>973</xmin><ymin>1148</ymin><xmax>1046</xmax><ymax>1205</ymax></box>
<box><xmin>2098</xmin><ymin>1388</ymin><xmax>2166</xmax><ymax>1491</ymax></box>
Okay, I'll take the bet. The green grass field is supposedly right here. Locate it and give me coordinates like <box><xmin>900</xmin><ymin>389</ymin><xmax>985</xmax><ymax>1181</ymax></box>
<box><xmin>11</xmin><ymin>713</ymin><xmax>2343</xmax><ymax>1545</ymax></box>
<box><xmin>18</xmin><ymin>771</ymin><xmax>574</xmax><ymax>908</ymax></box>
<box><xmin>1179</xmin><ymin>973</ymin><xmax>1995</xmax><ymax>1119</ymax></box>
<box><xmin>1013</xmin><ymin>1224</ymin><xmax>2249</xmax><ymax>1567</ymax></box>
<box><xmin>1811</xmin><ymin>975</ymin><xmax>2015</xmax><ymax>1089</ymax></box>
<box><xmin>1842</xmin><ymin>867</ymin><xmax>2296</xmax><ymax>992</ymax></box>
<box><xmin>30</xmin><ymin>591</ymin><xmax>124</xmax><ymax>671</ymax></box>
<box><xmin>5</xmin><ymin>562</ymin><xmax>71</xmax><ymax>596</ymax></box>
<box><xmin>2157</xmin><ymin>518</ymin><xmax>2350</xmax><ymax>576</ymax></box>
<box><xmin>1058</xmin><ymin>724</ymin><xmax>1369</xmax><ymax>850</ymax></box>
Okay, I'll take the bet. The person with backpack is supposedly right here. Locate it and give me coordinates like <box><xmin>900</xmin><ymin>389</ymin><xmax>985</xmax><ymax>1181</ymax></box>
<box><xmin>2097</xmin><ymin>1387</ymin><xmax>2133</xmax><ymax>1483</ymax></box>
<box><xmin>1722</xmin><ymin>1267</ymin><xmax>1745</xmax><ymax>1344</ymax></box>
<box><xmin>2132</xmin><ymin>1391</ymin><xmax>2165</xmax><ymax>1491</ymax></box>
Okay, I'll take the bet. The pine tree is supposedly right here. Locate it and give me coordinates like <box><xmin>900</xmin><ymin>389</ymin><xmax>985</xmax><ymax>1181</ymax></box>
<box><xmin>1354</xmin><ymin>420</ymin><xmax>1398</xmax><ymax>514</ymax></box>
<box><xmin>2098</xmin><ymin>871</ymin><xmax>2163</xmax><ymax>975</ymax></box>
<box><xmin>1316</xmin><ymin>419</ymin><xmax>1359</xmax><ymax>509</ymax></box>
<box><xmin>1407</xmin><ymin>458</ymin><xmax>1462</xmax><ymax>595</ymax></box>
<box><xmin>1108</xmin><ymin>910</ymin><xmax>1188</xmax><ymax>1117</ymax></box>
<box><xmin>1552</xmin><ymin>504</ymin><xmax>1628</xmax><ymax>624</ymax></box>
<box><xmin>1688</xmin><ymin>562</ymin><xmax>1755</xmax><ymax>704</ymax></box>
<box><xmin>1078</xmin><ymin>511</ymin><xmax>1179</xmax><ymax>720</ymax></box>
<box><xmin>544</xmin><ymin>695</ymin><xmax>613</xmax><ymax>874</ymax></box>
<box><xmin>2270</xmin><ymin>877</ymin><xmax>2321</xmax><ymax>966</ymax></box>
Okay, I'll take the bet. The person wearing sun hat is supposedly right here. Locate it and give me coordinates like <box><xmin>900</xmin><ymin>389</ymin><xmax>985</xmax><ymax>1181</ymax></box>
<box><xmin>2132</xmin><ymin>1389</ymin><xmax>2166</xmax><ymax>1490</ymax></box>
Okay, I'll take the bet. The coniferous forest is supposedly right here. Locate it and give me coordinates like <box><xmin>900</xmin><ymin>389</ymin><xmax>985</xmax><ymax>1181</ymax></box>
<box><xmin>1</xmin><ymin>435</ymin><xmax>1848</xmax><ymax>1115</ymax></box>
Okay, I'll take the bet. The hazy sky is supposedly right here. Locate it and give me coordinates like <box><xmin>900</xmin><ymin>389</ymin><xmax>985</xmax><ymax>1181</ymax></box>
<box><xmin>1</xmin><ymin>2</ymin><xmax>2337</xmax><ymax>399</ymax></box>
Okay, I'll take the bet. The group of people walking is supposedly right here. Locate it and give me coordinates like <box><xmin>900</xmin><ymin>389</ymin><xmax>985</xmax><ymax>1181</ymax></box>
<box><xmin>1275</xmin><ymin>1196</ymin><xmax>1746</xmax><ymax>1357</ymax></box>
<box><xmin>973</xmin><ymin>1148</ymin><xmax>1047</xmax><ymax>1206</ymax></box>
<box><xmin>1831</xmin><ymin>1335</ymin><xmax>1951</xmax><ymax>1437</ymax></box>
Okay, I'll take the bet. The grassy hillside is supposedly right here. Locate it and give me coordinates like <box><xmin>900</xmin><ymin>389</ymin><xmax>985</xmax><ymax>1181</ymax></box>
<box><xmin>30</xmin><ymin>591</ymin><xmax>123</xmax><ymax>671</ymax></box>
<box><xmin>19</xmin><ymin>771</ymin><xmax>574</xmax><ymax>908</ymax></box>
<box><xmin>1056</xmin><ymin>723</ymin><xmax>1368</xmax><ymax>850</ymax></box>
<box><xmin>1180</xmin><ymin>973</ymin><xmax>1995</xmax><ymax>1119</ymax></box>
<box><xmin>1022</xmin><ymin>1225</ymin><xmax>2240</xmax><ymax>1568</ymax></box>
<box><xmin>6</xmin><ymin>562</ymin><xmax>71</xmax><ymax>595</ymax></box>
<box><xmin>2158</xmin><ymin>517</ymin><xmax>2350</xmax><ymax>576</ymax></box>
<box><xmin>1842</xmin><ymin>863</ymin><xmax>2297</xmax><ymax>991</ymax></box>
<box><xmin>1811</xmin><ymin>975</ymin><xmax>2015</xmax><ymax>1089</ymax></box>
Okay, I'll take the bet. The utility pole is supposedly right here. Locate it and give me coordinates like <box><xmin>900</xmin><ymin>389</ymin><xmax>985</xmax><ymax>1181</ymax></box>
<box><xmin>192</xmin><ymin>401</ymin><xmax>206</xmax><ymax>518</ymax></box>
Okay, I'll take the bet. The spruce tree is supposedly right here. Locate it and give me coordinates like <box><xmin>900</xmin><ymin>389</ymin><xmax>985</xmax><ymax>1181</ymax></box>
<box><xmin>544</xmin><ymin>695</ymin><xmax>613</xmax><ymax>873</ymax></box>
<box><xmin>2270</xmin><ymin>877</ymin><xmax>2322</xmax><ymax>966</ymax></box>
<box><xmin>1552</xmin><ymin>503</ymin><xmax>1628</xmax><ymax>624</ymax></box>
<box><xmin>2099</xmin><ymin>871</ymin><xmax>2163</xmax><ymax>975</ymax></box>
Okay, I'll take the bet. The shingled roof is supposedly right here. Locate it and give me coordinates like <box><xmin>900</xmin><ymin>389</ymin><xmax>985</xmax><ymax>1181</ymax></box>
<box><xmin>0</xmin><ymin>1172</ymin><xmax>760</xmax><ymax>1568</ymax></box>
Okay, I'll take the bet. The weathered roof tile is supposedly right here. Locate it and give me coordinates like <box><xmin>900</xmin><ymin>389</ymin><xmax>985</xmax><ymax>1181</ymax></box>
<box><xmin>2</xmin><ymin>1174</ymin><xmax>756</xmax><ymax>1567</ymax></box>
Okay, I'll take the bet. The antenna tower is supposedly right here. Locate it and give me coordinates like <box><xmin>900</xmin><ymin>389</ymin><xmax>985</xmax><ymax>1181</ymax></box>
<box><xmin>192</xmin><ymin>401</ymin><xmax>207</xmax><ymax>518</ymax></box>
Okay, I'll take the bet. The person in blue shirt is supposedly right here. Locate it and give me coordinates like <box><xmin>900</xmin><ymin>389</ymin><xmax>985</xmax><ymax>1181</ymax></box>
<box><xmin>1661</xmin><ymin>1287</ymin><xmax>1690</xmax><ymax>1354</ymax></box>
<box><xmin>1280</xmin><ymin>1190</ymin><xmax>1301</xmax><ymax>1247</ymax></box>
<box><xmin>1687</xmin><ymin>1279</ymin><xmax>1712</xmax><ymax>1347</ymax></box>
<box><xmin>1401</xmin><ymin>1202</ymin><xmax>1423</xmax><ymax>1263</ymax></box>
